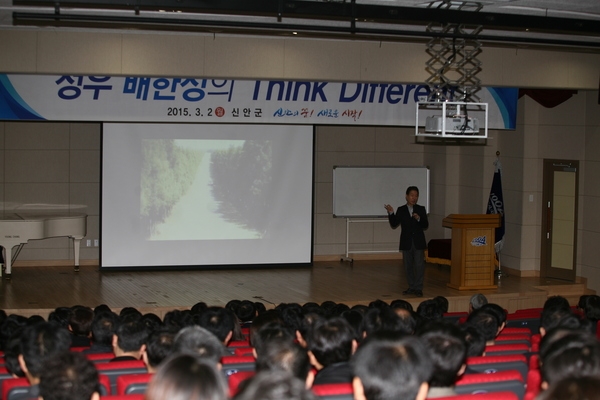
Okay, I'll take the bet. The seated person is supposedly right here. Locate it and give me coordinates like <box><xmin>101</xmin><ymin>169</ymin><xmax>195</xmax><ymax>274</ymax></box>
<box><xmin>197</xmin><ymin>306</ymin><xmax>236</xmax><ymax>346</ymax></box>
<box><xmin>306</xmin><ymin>317</ymin><xmax>357</xmax><ymax>385</ymax></box>
<box><xmin>464</xmin><ymin>308</ymin><xmax>499</xmax><ymax>346</ymax></box>
<box><xmin>38</xmin><ymin>351</ymin><xmax>100</xmax><ymax>400</ymax></box>
<box><xmin>173</xmin><ymin>325</ymin><xmax>228</xmax><ymax>366</ymax></box>
<box><xmin>85</xmin><ymin>311</ymin><xmax>119</xmax><ymax>354</ymax></box>
<box><xmin>146</xmin><ymin>353</ymin><xmax>227</xmax><ymax>400</ymax></box>
<box><xmin>416</xmin><ymin>321</ymin><xmax>467</xmax><ymax>398</ymax></box>
<box><xmin>255</xmin><ymin>339</ymin><xmax>315</xmax><ymax>388</ymax></box>
<box><xmin>142</xmin><ymin>328</ymin><xmax>176</xmax><ymax>373</ymax></box>
<box><xmin>469</xmin><ymin>294</ymin><xmax>488</xmax><ymax>314</ymax></box>
<box><xmin>111</xmin><ymin>319</ymin><xmax>149</xmax><ymax>361</ymax></box>
<box><xmin>18</xmin><ymin>322</ymin><xmax>72</xmax><ymax>396</ymax></box>
<box><xmin>68</xmin><ymin>305</ymin><xmax>94</xmax><ymax>348</ymax></box>
<box><xmin>234</xmin><ymin>371</ymin><xmax>318</xmax><ymax>400</ymax></box>
<box><xmin>352</xmin><ymin>335</ymin><xmax>433</xmax><ymax>400</ymax></box>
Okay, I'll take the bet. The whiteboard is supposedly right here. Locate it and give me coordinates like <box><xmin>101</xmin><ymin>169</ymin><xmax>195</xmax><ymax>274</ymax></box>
<box><xmin>333</xmin><ymin>166</ymin><xmax>430</xmax><ymax>218</ymax></box>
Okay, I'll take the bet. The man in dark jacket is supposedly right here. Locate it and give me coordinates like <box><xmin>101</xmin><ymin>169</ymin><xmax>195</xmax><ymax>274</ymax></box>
<box><xmin>385</xmin><ymin>185</ymin><xmax>429</xmax><ymax>297</ymax></box>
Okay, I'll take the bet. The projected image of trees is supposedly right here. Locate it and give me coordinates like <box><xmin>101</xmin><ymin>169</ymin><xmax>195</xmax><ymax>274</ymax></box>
<box><xmin>210</xmin><ymin>140</ymin><xmax>272</xmax><ymax>235</ymax></box>
<box><xmin>140</xmin><ymin>139</ymin><xmax>204</xmax><ymax>238</ymax></box>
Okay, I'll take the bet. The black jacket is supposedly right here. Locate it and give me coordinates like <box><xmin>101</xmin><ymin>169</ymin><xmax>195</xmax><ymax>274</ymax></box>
<box><xmin>388</xmin><ymin>204</ymin><xmax>429</xmax><ymax>250</ymax></box>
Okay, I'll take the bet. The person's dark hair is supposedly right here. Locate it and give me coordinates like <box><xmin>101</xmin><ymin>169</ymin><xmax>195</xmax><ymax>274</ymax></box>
<box><xmin>306</xmin><ymin>317</ymin><xmax>354</xmax><ymax>367</ymax></box>
<box><xmin>146</xmin><ymin>353</ymin><xmax>227</xmax><ymax>400</ymax></box>
<box><xmin>93</xmin><ymin>304</ymin><xmax>112</xmax><ymax>315</ymax></box>
<box><xmin>252</xmin><ymin>322</ymin><xmax>294</xmax><ymax>357</ymax></box>
<box><xmin>119</xmin><ymin>307</ymin><xmax>143</xmax><ymax>322</ymax></box>
<box><xmin>142</xmin><ymin>312</ymin><xmax>163</xmax><ymax>332</ymax></box>
<box><xmin>163</xmin><ymin>309</ymin><xmax>193</xmax><ymax>331</ymax></box>
<box><xmin>540</xmin><ymin>331</ymin><xmax>600</xmax><ymax>385</ymax></box>
<box><xmin>254</xmin><ymin>302</ymin><xmax>267</xmax><ymax>315</ymax></box>
<box><xmin>48</xmin><ymin>307</ymin><xmax>71</xmax><ymax>329</ymax></box>
<box><xmin>255</xmin><ymin>339</ymin><xmax>312</xmax><ymax>381</ymax></box>
<box><xmin>390</xmin><ymin>299</ymin><xmax>414</xmax><ymax>312</ymax></box>
<box><xmin>540</xmin><ymin>307</ymin><xmax>576</xmax><ymax>334</ymax></box>
<box><xmin>250</xmin><ymin>310</ymin><xmax>283</xmax><ymax>347</ymax></box>
<box><xmin>360</xmin><ymin>306</ymin><xmax>403</xmax><ymax>337</ymax></box>
<box><xmin>279</xmin><ymin>304</ymin><xmax>304</xmax><ymax>334</ymax></box>
<box><xmin>461</xmin><ymin>324</ymin><xmax>486</xmax><ymax>357</ymax></box>
<box><xmin>0</xmin><ymin>314</ymin><xmax>27</xmax><ymax>350</ymax></box>
<box><xmin>433</xmin><ymin>296</ymin><xmax>449</xmax><ymax>314</ymax></box>
<box><xmin>582</xmin><ymin>295</ymin><xmax>600</xmax><ymax>322</ymax></box>
<box><xmin>91</xmin><ymin>311</ymin><xmax>119</xmax><ymax>347</ymax></box>
<box><xmin>543</xmin><ymin>296</ymin><xmax>571</xmax><ymax>312</ymax></box>
<box><xmin>69</xmin><ymin>305</ymin><xmax>94</xmax><ymax>337</ymax></box>
<box><xmin>27</xmin><ymin>315</ymin><xmax>45</xmax><ymax>326</ymax></box>
<box><xmin>479</xmin><ymin>303</ymin><xmax>507</xmax><ymax>326</ymax></box>
<box><xmin>4</xmin><ymin>333</ymin><xmax>25</xmax><ymax>377</ymax></box>
<box><xmin>20</xmin><ymin>322</ymin><xmax>72</xmax><ymax>378</ymax></box>
<box><xmin>352</xmin><ymin>335</ymin><xmax>432</xmax><ymax>400</ymax></box>
<box><xmin>537</xmin><ymin>375</ymin><xmax>600</xmax><ymax>400</ymax></box>
<box><xmin>368</xmin><ymin>299</ymin><xmax>389</xmax><ymax>310</ymax></box>
<box><xmin>416</xmin><ymin>299</ymin><xmax>444</xmax><ymax>322</ymax></box>
<box><xmin>173</xmin><ymin>326</ymin><xmax>227</xmax><ymax>364</ymax></box>
<box><xmin>234</xmin><ymin>371</ymin><xmax>318</xmax><ymax>400</ymax></box>
<box><xmin>145</xmin><ymin>328</ymin><xmax>176</xmax><ymax>369</ymax></box>
<box><xmin>0</xmin><ymin>310</ymin><xmax>6</xmax><ymax>326</ymax></box>
<box><xmin>406</xmin><ymin>186</ymin><xmax>419</xmax><ymax>195</ymax></box>
<box><xmin>465</xmin><ymin>308</ymin><xmax>498</xmax><ymax>342</ymax></box>
<box><xmin>115</xmin><ymin>319</ymin><xmax>149</xmax><ymax>352</ymax></box>
<box><xmin>197</xmin><ymin>307</ymin><xmax>235</xmax><ymax>343</ymax></box>
<box><xmin>417</xmin><ymin>321</ymin><xmax>467</xmax><ymax>388</ymax></box>
<box><xmin>341</xmin><ymin>309</ymin><xmax>364</xmax><ymax>341</ymax></box>
<box><xmin>236</xmin><ymin>300</ymin><xmax>258</xmax><ymax>323</ymax></box>
<box><xmin>38</xmin><ymin>351</ymin><xmax>99</xmax><ymax>400</ymax></box>
<box><xmin>191</xmin><ymin>302</ymin><xmax>208</xmax><ymax>315</ymax></box>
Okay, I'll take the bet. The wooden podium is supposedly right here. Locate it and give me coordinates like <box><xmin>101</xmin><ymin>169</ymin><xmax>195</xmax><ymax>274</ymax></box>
<box><xmin>442</xmin><ymin>214</ymin><xmax>501</xmax><ymax>290</ymax></box>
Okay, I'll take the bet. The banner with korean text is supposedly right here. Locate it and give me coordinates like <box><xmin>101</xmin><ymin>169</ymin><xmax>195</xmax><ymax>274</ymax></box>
<box><xmin>0</xmin><ymin>74</ymin><xmax>518</xmax><ymax>128</ymax></box>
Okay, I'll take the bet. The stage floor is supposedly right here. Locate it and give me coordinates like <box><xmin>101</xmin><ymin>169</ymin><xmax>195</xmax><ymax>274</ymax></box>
<box><xmin>0</xmin><ymin>260</ymin><xmax>590</xmax><ymax>318</ymax></box>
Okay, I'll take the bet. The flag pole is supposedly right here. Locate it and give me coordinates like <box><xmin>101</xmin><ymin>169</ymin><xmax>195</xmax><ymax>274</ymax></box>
<box><xmin>493</xmin><ymin>151</ymin><xmax>507</xmax><ymax>279</ymax></box>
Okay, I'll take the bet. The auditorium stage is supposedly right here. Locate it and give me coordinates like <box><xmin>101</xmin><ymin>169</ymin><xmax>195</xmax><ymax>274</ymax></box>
<box><xmin>0</xmin><ymin>260</ymin><xmax>592</xmax><ymax>318</ymax></box>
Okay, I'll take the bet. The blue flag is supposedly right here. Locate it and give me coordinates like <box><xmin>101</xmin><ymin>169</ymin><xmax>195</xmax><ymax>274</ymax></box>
<box><xmin>486</xmin><ymin>159</ymin><xmax>505</xmax><ymax>253</ymax></box>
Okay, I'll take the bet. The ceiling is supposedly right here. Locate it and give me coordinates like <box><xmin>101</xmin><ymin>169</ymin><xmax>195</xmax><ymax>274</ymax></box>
<box><xmin>2</xmin><ymin>0</ymin><xmax>600</xmax><ymax>50</ymax></box>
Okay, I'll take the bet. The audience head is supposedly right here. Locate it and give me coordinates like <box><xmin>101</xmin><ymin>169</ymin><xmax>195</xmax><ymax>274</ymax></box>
<box><xmin>540</xmin><ymin>306</ymin><xmax>577</xmax><ymax>336</ymax></box>
<box><xmin>352</xmin><ymin>335</ymin><xmax>433</xmax><ymax>400</ymax></box>
<box><xmin>173</xmin><ymin>325</ymin><xmax>227</xmax><ymax>365</ymax></box>
<box><xmin>479</xmin><ymin>303</ymin><xmax>507</xmax><ymax>334</ymax></box>
<box><xmin>469</xmin><ymin>294</ymin><xmax>488</xmax><ymax>313</ymax></box>
<box><xmin>360</xmin><ymin>306</ymin><xmax>404</xmax><ymax>337</ymax></box>
<box><xmin>465</xmin><ymin>308</ymin><xmax>499</xmax><ymax>344</ymax></box>
<box><xmin>433</xmin><ymin>296</ymin><xmax>449</xmax><ymax>314</ymax></box>
<box><xmin>255</xmin><ymin>339</ymin><xmax>313</xmax><ymax>385</ymax></box>
<box><xmin>91</xmin><ymin>311</ymin><xmax>119</xmax><ymax>347</ymax></box>
<box><xmin>146</xmin><ymin>353</ymin><xmax>227</xmax><ymax>400</ymax></box>
<box><xmin>416</xmin><ymin>299</ymin><xmax>444</xmax><ymax>322</ymax></box>
<box><xmin>197</xmin><ymin>307</ymin><xmax>236</xmax><ymax>345</ymax></box>
<box><xmin>252</xmin><ymin>322</ymin><xmax>294</xmax><ymax>357</ymax></box>
<box><xmin>4</xmin><ymin>333</ymin><xmax>25</xmax><ymax>377</ymax></box>
<box><xmin>417</xmin><ymin>320</ymin><xmax>467</xmax><ymax>388</ymax></box>
<box><xmin>68</xmin><ymin>305</ymin><xmax>94</xmax><ymax>338</ymax></box>
<box><xmin>112</xmin><ymin>318</ymin><xmax>149</xmax><ymax>357</ymax></box>
<box><xmin>38</xmin><ymin>351</ymin><xmax>99</xmax><ymax>400</ymax></box>
<box><xmin>233</xmin><ymin>371</ymin><xmax>318</xmax><ymax>400</ymax></box>
<box><xmin>48</xmin><ymin>307</ymin><xmax>71</xmax><ymax>329</ymax></box>
<box><xmin>250</xmin><ymin>309</ymin><xmax>283</xmax><ymax>347</ymax></box>
<box><xmin>143</xmin><ymin>328</ymin><xmax>176</xmax><ymax>372</ymax></box>
<box><xmin>119</xmin><ymin>307</ymin><xmax>143</xmax><ymax>322</ymax></box>
<box><xmin>461</xmin><ymin>324</ymin><xmax>486</xmax><ymax>357</ymax></box>
<box><xmin>19</xmin><ymin>322</ymin><xmax>72</xmax><ymax>382</ymax></box>
<box><xmin>540</xmin><ymin>330</ymin><xmax>600</xmax><ymax>388</ymax></box>
<box><xmin>306</xmin><ymin>317</ymin><xmax>356</xmax><ymax>369</ymax></box>
<box><xmin>390</xmin><ymin>299</ymin><xmax>414</xmax><ymax>312</ymax></box>
<box><xmin>537</xmin><ymin>375</ymin><xmax>600</xmax><ymax>400</ymax></box>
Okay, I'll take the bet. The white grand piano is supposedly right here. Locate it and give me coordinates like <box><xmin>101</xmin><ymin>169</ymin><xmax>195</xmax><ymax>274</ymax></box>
<box><xmin>0</xmin><ymin>213</ymin><xmax>87</xmax><ymax>279</ymax></box>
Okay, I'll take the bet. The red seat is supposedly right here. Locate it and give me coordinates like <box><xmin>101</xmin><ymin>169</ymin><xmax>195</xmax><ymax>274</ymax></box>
<box><xmin>100</xmin><ymin>395</ymin><xmax>145</xmax><ymax>400</ymax></box>
<box><xmin>227</xmin><ymin>340</ymin><xmax>250</xmax><ymax>348</ymax></box>
<box><xmin>70</xmin><ymin>346</ymin><xmax>91</xmax><ymax>352</ymax></box>
<box><xmin>524</xmin><ymin>368</ymin><xmax>541</xmax><ymax>400</ymax></box>
<box><xmin>501</xmin><ymin>327</ymin><xmax>532</xmax><ymax>335</ymax></box>
<box><xmin>96</xmin><ymin>360</ymin><xmax>147</xmax><ymax>395</ymax></box>
<box><xmin>228</xmin><ymin>370</ymin><xmax>255</xmax><ymax>397</ymax></box>
<box><xmin>233</xmin><ymin>347</ymin><xmax>255</xmax><ymax>356</ymax></box>
<box><xmin>221</xmin><ymin>355</ymin><xmax>255</xmax><ymax>377</ymax></box>
<box><xmin>312</xmin><ymin>383</ymin><xmax>353</xmax><ymax>400</ymax></box>
<box><xmin>528</xmin><ymin>354</ymin><xmax>540</xmax><ymax>370</ymax></box>
<box><xmin>456</xmin><ymin>369</ymin><xmax>525</xmax><ymax>399</ymax></box>
<box><xmin>484</xmin><ymin>343</ymin><xmax>530</xmax><ymax>355</ymax></box>
<box><xmin>86</xmin><ymin>352</ymin><xmax>116</xmax><ymax>363</ymax></box>
<box><xmin>495</xmin><ymin>334</ymin><xmax>531</xmax><ymax>346</ymax></box>
<box><xmin>99</xmin><ymin>374</ymin><xmax>112</xmax><ymax>396</ymax></box>
<box><xmin>2</xmin><ymin>377</ymin><xmax>29</xmax><ymax>400</ymax></box>
<box><xmin>466</xmin><ymin>354</ymin><xmax>528</xmax><ymax>379</ymax></box>
<box><xmin>435</xmin><ymin>391</ymin><xmax>519</xmax><ymax>400</ymax></box>
<box><xmin>116</xmin><ymin>373</ymin><xmax>153</xmax><ymax>395</ymax></box>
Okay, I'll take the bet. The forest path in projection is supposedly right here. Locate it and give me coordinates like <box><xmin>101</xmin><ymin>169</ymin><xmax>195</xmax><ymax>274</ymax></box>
<box><xmin>150</xmin><ymin>153</ymin><xmax>262</xmax><ymax>241</ymax></box>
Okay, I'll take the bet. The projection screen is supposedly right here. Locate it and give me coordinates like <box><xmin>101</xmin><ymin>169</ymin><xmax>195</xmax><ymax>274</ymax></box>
<box><xmin>101</xmin><ymin>123</ymin><xmax>314</xmax><ymax>269</ymax></box>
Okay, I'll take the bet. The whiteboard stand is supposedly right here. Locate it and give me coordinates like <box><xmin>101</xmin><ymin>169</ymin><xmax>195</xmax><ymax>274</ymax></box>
<box><xmin>342</xmin><ymin>218</ymin><xmax>399</xmax><ymax>263</ymax></box>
